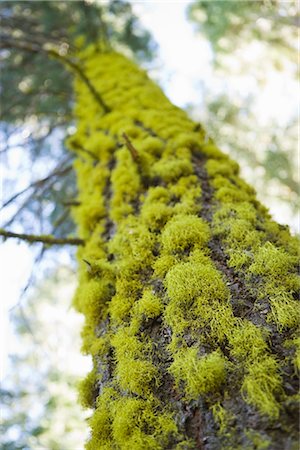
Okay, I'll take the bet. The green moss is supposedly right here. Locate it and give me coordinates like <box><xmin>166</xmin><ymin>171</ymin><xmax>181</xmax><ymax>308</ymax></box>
<box><xmin>285</xmin><ymin>337</ymin><xmax>300</xmax><ymax>372</ymax></box>
<box><xmin>109</xmin><ymin>278</ymin><xmax>142</xmax><ymax>322</ymax></box>
<box><xmin>112</xmin><ymin>398</ymin><xmax>177</xmax><ymax>450</ymax></box>
<box><xmin>165</xmin><ymin>260</ymin><xmax>228</xmax><ymax>305</ymax></box>
<box><xmin>249</xmin><ymin>242</ymin><xmax>297</xmax><ymax>277</ymax></box>
<box><xmin>141</xmin><ymin>201</ymin><xmax>173</xmax><ymax>230</ymax></box>
<box><xmin>268</xmin><ymin>291</ymin><xmax>299</xmax><ymax>329</ymax></box>
<box><xmin>73</xmin><ymin>278</ymin><xmax>113</xmax><ymax>322</ymax></box>
<box><xmin>242</xmin><ymin>356</ymin><xmax>282</xmax><ymax>419</ymax></box>
<box><xmin>138</xmin><ymin>136</ymin><xmax>164</xmax><ymax>157</ymax></box>
<box><xmin>135</xmin><ymin>289</ymin><xmax>163</xmax><ymax>319</ymax></box>
<box><xmin>153</xmin><ymin>254</ymin><xmax>177</xmax><ymax>278</ymax></box>
<box><xmin>228</xmin><ymin>321</ymin><xmax>268</xmax><ymax>361</ymax></box>
<box><xmin>111</xmin><ymin>148</ymin><xmax>141</xmax><ymax>222</ymax></box>
<box><xmin>151</xmin><ymin>157</ymin><xmax>193</xmax><ymax>182</ymax></box>
<box><xmin>161</xmin><ymin>215</ymin><xmax>210</xmax><ymax>254</ymax></box>
<box><xmin>211</xmin><ymin>402</ymin><xmax>235</xmax><ymax>436</ymax></box>
<box><xmin>116</xmin><ymin>359</ymin><xmax>158</xmax><ymax>395</ymax></box>
<box><xmin>164</xmin><ymin>258</ymin><xmax>230</xmax><ymax>338</ymax></box>
<box><xmin>170</xmin><ymin>348</ymin><xmax>226</xmax><ymax>398</ymax></box>
<box><xmin>78</xmin><ymin>369</ymin><xmax>97</xmax><ymax>409</ymax></box>
<box><xmin>244</xmin><ymin>431</ymin><xmax>271</xmax><ymax>450</ymax></box>
<box><xmin>206</xmin><ymin>158</ymin><xmax>239</xmax><ymax>178</ymax></box>
<box><xmin>70</xmin><ymin>47</ymin><xmax>299</xmax><ymax>448</ymax></box>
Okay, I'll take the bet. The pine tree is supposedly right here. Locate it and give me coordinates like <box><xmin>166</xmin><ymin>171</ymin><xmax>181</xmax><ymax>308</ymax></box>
<box><xmin>68</xmin><ymin>47</ymin><xmax>299</xmax><ymax>449</ymax></box>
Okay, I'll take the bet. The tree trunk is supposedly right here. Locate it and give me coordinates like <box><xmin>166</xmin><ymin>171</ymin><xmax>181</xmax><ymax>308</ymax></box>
<box><xmin>68</xmin><ymin>48</ymin><xmax>299</xmax><ymax>449</ymax></box>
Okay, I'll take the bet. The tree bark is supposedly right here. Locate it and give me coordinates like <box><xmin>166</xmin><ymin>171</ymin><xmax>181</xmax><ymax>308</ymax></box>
<box><xmin>68</xmin><ymin>48</ymin><xmax>299</xmax><ymax>449</ymax></box>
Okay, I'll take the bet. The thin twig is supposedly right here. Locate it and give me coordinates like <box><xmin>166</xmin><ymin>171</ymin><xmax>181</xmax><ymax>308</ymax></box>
<box><xmin>122</xmin><ymin>132</ymin><xmax>139</xmax><ymax>161</ymax></box>
<box><xmin>1</xmin><ymin>158</ymin><xmax>73</xmax><ymax>210</ymax></box>
<box><xmin>0</xmin><ymin>229</ymin><xmax>84</xmax><ymax>246</ymax></box>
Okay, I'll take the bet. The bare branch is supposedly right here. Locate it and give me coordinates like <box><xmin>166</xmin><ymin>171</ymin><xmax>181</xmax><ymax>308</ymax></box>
<box><xmin>122</xmin><ymin>132</ymin><xmax>139</xmax><ymax>161</ymax></box>
<box><xmin>1</xmin><ymin>156</ymin><xmax>73</xmax><ymax>209</ymax></box>
<box><xmin>0</xmin><ymin>228</ymin><xmax>84</xmax><ymax>246</ymax></box>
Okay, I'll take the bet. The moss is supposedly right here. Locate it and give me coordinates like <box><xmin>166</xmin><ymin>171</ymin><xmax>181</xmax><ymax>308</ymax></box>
<box><xmin>242</xmin><ymin>356</ymin><xmax>282</xmax><ymax>419</ymax></box>
<box><xmin>161</xmin><ymin>215</ymin><xmax>210</xmax><ymax>254</ymax></box>
<box><xmin>138</xmin><ymin>136</ymin><xmax>164</xmax><ymax>157</ymax></box>
<box><xmin>164</xmin><ymin>258</ymin><xmax>231</xmax><ymax>338</ymax></box>
<box><xmin>244</xmin><ymin>431</ymin><xmax>272</xmax><ymax>450</ymax></box>
<box><xmin>78</xmin><ymin>369</ymin><xmax>97</xmax><ymax>409</ymax></box>
<box><xmin>69</xmin><ymin>47</ymin><xmax>299</xmax><ymax>448</ymax></box>
<box><xmin>151</xmin><ymin>158</ymin><xmax>193</xmax><ymax>182</ymax></box>
<box><xmin>170</xmin><ymin>348</ymin><xmax>226</xmax><ymax>398</ymax></box>
<box><xmin>112</xmin><ymin>398</ymin><xmax>177</xmax><ymax>450</ymax></box>
<box><xmin>116</xmin><ymin>359</ymin><xmax>159</xmax><ymax>395</ymax></box>
<box><xmin>141</xmin><ymin>201</ymin><xmax>173</xmax><ymax>230</ymax></box>
<box><xmin>135</xmin><ymin>289</ymin><xmax>163</xmax><ymax>319</ymax></box>
<box><xmin>73</xmin><ymin>278</ymin><xmax>113</xmax><ymax>322</ymax></box>
<box><xmin>285</xmin><ymin>337</ymin><xmax>300</xmax><ymax>372</ymax></box>
<box><xmin>109</xmin><ymin>278</ymin><xmax>142</xmax><ymax>322</ymax></box>
<box><xmin>153</xmin><ymin>254</ymin><xmax>177</xmax><ymax>278</ymax></box>
<box><xmin>206</xmin><ymin>158</ymin><xmax>239</xmax><ymax>178</ymax></box>
<box><xmin>249</xmin><ymin>242</ymin><xmax>297</xmax><ymax>277</ymax></box>
<box><xmin>228</xmin><ymin>321</ymin><xmax>269</xmax><ymax>361</ymax></box>
<box><xmin>211</xmin><ymin>402</ymin><xmax>235</xmax><ymax>436</ymax></box>
<box><xmin>165</xmin><ymin>260</ymin><xmax>228</xmax><ymax>305</ymax></box>
<box><xmin>268</xmin><ymin>291</ymin><xmax>299</xmax><ymax>329</ymax></box>
<box><xmin>110</xmin><ymin>147</ymin><xmax>141</xmax><ymax>222</ymax></box>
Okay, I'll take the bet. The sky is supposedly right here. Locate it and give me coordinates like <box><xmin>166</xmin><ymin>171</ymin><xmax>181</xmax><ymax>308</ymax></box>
<box><xmin>1</xmin><ymin>0</ymin><xmax>299</xmax><ymax>380</ymax></box>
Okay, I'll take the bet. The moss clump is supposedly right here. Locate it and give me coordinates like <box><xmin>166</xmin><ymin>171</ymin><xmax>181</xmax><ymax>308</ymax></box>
<box><xmin>111</xmin><ymin>148</ymin><xmax>141</xmax><ymax>222</ymax></box>
<box><xmin>165</xmin><ymin>260</ymin><xmax>228</xmax><ymax>305</ymax></box>
<box><xmin>249</xmin><ymin>242</ymin><xmax>297</xmax><ymax>277</ymax></box>
<box><xmin>242</xmin><ymin>357</ymin><xmax>282</xmax><ymax>419</ymax></box>
<box><xmin>151</xmin><ymin>157</ymin><xmax>193</xmax><ymax>183</ymax></box>
<box><xmin>211</xmin><ymin>401</ymin><xmax>235</xmax><ymax>436</ymax></box>
<box><xmin>161</xmin><ymin>215</ymin><xmax>210</xmax><ymax>254</ymax></box>
<box><xmin>249</xmin><ymin>243</ymin><xmax>299</xmax><ymax>329</ymax></box>
<box><xmin>116</xmin><ymin>358</ymin><xmax>158</xmax><ymax>396</ymax></box>
<box><xmin>170</xmin><ymin>348</ymin><xmax>226</xmax><ymax>398</ymax></box>
<box><xmin>228</xmin><ymin>321</ymin><xmax>269</xmax><ymax>361</ymax></box>
<box><xmin>134</xmin><ymin>289</ymin><xmax>163</xmax><ymax>320</ymax></box>
<box><xmin>87</xmin><ymin>389</ymin><xmax>178</xmax><ymax>450</ymax></box>
<box><xmin>78</xmin><ymin>369</ymin><xmax>98</xmax><ymax>409</ymax></box>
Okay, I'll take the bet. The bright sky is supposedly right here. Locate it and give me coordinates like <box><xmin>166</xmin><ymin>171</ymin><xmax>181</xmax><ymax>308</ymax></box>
<box><xmin>1</xmin><ymin>1</ymin><xmax>299</xmax><ymax>379</ymax></box>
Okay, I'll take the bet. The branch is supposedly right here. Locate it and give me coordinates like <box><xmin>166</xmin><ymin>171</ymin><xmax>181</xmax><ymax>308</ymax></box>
<box><xmin>122</xmin><ymin>132</ymin><xmax>139</xmax><ymax>161</ymax></box>
<box><xmin>0</xmin><ymin>229</ymin><xmax>84</xmax><ymax>246</ymax></box>
<box><xmin>1</xmin><ymin>156</ymin><xmax>73</xmax><ymax>209</ymax></box>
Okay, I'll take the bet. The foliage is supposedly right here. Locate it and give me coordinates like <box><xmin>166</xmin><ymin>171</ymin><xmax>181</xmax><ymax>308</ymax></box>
<box><xmin>0</xmin><ymin>267</ymin><xmax>89</xmax><ymax>450</ymax></box>
<box><xmin>188</xmin><ymin>0</ymin><xmax>299</xmax><ymax>225</ymax></box>
<box><xmin>189</xmin><ymin>0</ymin><xmax>298</xmax><ymax>64</ymax></box>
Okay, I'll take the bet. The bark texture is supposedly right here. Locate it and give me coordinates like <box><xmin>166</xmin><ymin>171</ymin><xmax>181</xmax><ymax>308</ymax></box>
<box><xmin>67</xmin><ymin>47</ymin><xmax>299</xmax><ymax>450</ymax></box>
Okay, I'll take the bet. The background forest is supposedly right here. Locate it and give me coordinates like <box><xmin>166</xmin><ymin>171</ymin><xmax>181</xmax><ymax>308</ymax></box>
<box><xmin>0</xmin><ymin>1</ymin><xmax>298</xmax><ymax>448</ymax></box>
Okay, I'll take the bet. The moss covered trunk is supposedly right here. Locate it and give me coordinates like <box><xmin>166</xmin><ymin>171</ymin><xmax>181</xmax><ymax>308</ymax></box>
<box><xmin>68</xmin><ymin>48</ymin><xmax>299</xmax><ymax>449</ymax></box>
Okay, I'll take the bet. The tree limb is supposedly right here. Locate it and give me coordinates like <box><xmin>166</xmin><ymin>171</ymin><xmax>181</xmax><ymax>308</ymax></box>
<box><xmin>0</xmin><ymin>229</ymin><xmax>84</xmax><ymax>246</ymax></box>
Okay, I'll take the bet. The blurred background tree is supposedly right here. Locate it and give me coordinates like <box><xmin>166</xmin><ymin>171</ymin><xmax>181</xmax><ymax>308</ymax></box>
<box><xmin>1</xmin><ymin>266</ymin><xmax>88</xmax><ymax>450</ymax></box>
<box><xmin>188</xmin><ymin>0</ymin><xmax>298</xmax><ymax>225</ymax></box>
